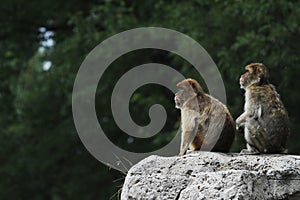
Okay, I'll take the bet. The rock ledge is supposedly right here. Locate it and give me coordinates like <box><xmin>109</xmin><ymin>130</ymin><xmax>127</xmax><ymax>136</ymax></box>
<box><xmin>121</xmin><ymin>152</ymin><xmax>300</xmax><ymax>200</ymax></box>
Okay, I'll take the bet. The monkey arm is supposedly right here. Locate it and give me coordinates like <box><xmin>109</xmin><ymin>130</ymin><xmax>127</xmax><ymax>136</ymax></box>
<box><xmin>236</xmin><ymin>112</ymin><xmax>249</xmax><ymax>130</ymax></box>
<box><xmin>179</xmin><ymin>124</ymin><xmax>198</xmax><ymax>156</ymax></box>
<box><xmin>179</xmin><ymin>109</ymin><xmax>200</xmax><ymax>156</ymax></box>
<box><xmin>236</xmin><ymin>105</ymin><xmax>262</xmax><ymax>130</ymax></box>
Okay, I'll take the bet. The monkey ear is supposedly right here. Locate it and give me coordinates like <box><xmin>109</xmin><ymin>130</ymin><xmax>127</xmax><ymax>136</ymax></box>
<box><xmin>187</xmin><ymin>78</ymin><xmax>203</xmax><ymax>96</ymax></box>
<box><xmin>245</xmin><ymin>64</ymin><xmax>254</xmax><ymax>73</ymax></box>
<box><xmin>257</xmin><ymin>66</ymin><xmax>264</xmax><ymax>76</ymax></box>
<box><xmin>187</xmin><ymin>79</ymin><xmax>196</xmax><ymax>89</ymax></box>
<box><xmin>257</xmin><ymin>64</ymin><xmax>269</xmax><ymax>82</ymax></box>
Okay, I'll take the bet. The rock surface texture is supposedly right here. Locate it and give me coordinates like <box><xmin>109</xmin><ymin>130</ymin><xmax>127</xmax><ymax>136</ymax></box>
<box><xmin>121</xmin><ymin>152</ymin><xmax>300</xmax><ymax>200</ymax></box>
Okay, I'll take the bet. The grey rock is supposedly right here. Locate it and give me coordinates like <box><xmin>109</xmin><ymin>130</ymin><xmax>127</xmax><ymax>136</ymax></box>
<box><xmin>121</xmin><ymin>152</ymin><xmax>300</xmax><ymax>200</ymax></box>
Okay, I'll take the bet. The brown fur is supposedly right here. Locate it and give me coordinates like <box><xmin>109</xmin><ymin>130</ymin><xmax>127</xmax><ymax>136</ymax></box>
<box><xmin>236</xmin><ymin>63</ymin><xmax>289</xmax><ymax>154</ymax></box>
<box><xmin>175</xmin><ymin>78</ymin><xmax>235</xmax><ymax>156</ymax></box>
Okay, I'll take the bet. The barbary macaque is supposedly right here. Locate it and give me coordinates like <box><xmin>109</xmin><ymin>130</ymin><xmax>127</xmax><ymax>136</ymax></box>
<box><xmin>175</xmin><ymin>78</ymin><xmax>235</xmax><ymax>156</ymax></box>
<box><xmin>236</xmin><ymin>63</ymin><xmax>289</xmax><ymax>154</ymax></box>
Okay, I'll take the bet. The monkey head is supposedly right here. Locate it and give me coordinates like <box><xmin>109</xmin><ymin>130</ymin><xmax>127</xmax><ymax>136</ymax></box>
<box><xmin>240</xmin><ymin>63</ymin><xmax>270</xmax><ymax>89</ymax></box>
<box><xmin>175</xmin><ymin>78</ymin><xmax>204</xmax><ymax>109</ymax></box>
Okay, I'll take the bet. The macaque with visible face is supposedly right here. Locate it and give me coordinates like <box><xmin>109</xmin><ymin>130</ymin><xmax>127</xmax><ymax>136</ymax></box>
<box><xmin>175</xmin><ymin>78</ymin><xmax>235</xmax><ymax>156</ymax></box>
<box><xmin>236</xmin><ymin>63</ymin><xmax>289</xmax><ymax>154</ymax></box>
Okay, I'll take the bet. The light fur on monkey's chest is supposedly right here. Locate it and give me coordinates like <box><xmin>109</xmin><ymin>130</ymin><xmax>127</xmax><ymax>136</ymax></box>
<box><xmin>180</xmin><ymin>108</ymin><xmax>201</xmax><ymax>132</ymax></box>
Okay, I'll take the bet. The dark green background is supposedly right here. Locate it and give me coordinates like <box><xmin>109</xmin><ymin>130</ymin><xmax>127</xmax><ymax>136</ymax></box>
<box><xmin>1</xmin><ymin>0</ymin><xmax>299</xmax><ymax>199</ymax></box>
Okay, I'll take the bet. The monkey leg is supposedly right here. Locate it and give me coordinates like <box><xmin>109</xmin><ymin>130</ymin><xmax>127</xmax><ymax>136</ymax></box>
<box><xmin>179</xmin><ymin>111</ymin><xmax>199</xmax><ymax>156</ymax></box>
<box><xmin>243</xmin><ymin>124</ymin><xmax>267</xmax><ymax>154</ymax></box>
<box><xmin>179</xmin><ymin>141</ymin><xmax>188</xmax><ymax>156</ymax></box>
<box><xmin>179</xmin><ymin>128</ymin><xmax>198</xmax><ymax>156</ymax></box>
<box><xmin>265</xmin><ymin>128</ymin><xmax>289</xmax><ymax>153</ymax></box>
<box><xmin>179</xmin><ymin>129</ymin><xmax>197</xmax><ymax>156</ymax></box>
<box><xmin>189</xmin><ymin>132</ymin><xmax>204</xmax><ymax>151</ymax></box>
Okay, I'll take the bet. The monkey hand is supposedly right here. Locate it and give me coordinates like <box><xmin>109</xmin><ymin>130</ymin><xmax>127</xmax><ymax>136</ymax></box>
<box><xmin>236</xmin><ymin>125</ymin><xmax>244</xmax><ymax>134</ymax></box>
<box><xmin>235</xmin><ymin>119</ymin><xmax>245</xmax><ymax>132</ymax></box>
<box><xmin>178</xmin><ymin>150</ymin><xmax>186</xmax><ymax>156</ymax></box>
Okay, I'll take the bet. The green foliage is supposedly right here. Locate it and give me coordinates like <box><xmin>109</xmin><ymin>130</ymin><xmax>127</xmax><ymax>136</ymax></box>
<box><xmin>0</xmin><ymin>0</ymin><xmax>300</xmax><ymax>199</ymax></box>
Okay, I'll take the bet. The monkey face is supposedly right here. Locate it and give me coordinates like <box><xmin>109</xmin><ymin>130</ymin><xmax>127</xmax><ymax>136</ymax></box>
<box><xmin>175</xmin><ymin>78</ymin><xmax>203</xmax><ymax>109</ymax></box>
<box><xmin>240</xmin><ymin>63</ymin><xmax>269</xmax><ymax>89</ymax></box>
<box><xmin>239</xmin><ymin>72</ymin><xmax>255</xmax><ymax>89</ymax></box>
<box><xmin>174</xmin><ymin>89</ymin><xmax>188</xmax><ymax>109</ymax></box>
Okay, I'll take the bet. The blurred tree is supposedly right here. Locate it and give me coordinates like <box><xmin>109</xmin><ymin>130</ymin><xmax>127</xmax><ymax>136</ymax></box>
<box><xmin>0</xmin><ymin>0</ymin><xmax>299</xmax><ymax>199</ymax></box>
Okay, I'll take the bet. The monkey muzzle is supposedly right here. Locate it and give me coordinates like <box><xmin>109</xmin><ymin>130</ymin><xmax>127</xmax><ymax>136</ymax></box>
<box><xmin>239</xmin><ymin>77</ymin><xmax>244</xmax><ymax>86</ymax></box>
<box><xmin>174</xmin><ymin>96</ymin><xmax>181</xmax><ymax>109</ymax></box>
